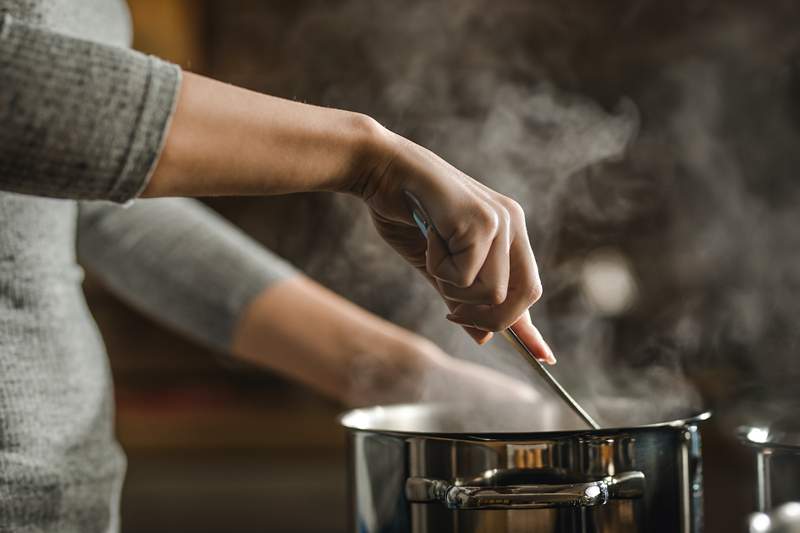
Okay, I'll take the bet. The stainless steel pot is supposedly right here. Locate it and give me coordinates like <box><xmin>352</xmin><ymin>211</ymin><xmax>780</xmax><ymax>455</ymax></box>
<box><xmin>341</xmin><ymin>403</ymin><xmax>710</xmax><ymax>533</ymax></box>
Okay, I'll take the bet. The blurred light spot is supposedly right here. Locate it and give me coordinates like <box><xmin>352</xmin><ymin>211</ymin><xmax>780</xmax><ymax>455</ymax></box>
<box><xmin>747</xmin><ymin>427</ymin><xmax>771</xmax><ymax>444</ymax></box>
<box><xmin>341</xmin><ymin>409</ymin><xmax>372</xmax><ymax>430</ymax></box>
<box><xmin>482</xmin><ymin>469</ymin><xmax>498</xmax><ymax>480</ymax></box>
<box><xmin>749</xmin><ymin>513</ymin><xmax>771</xmax><ymax>532</ymax></box>
<box><xmin>580</xmin><ymin>249</ymin><xmax>638</xmax><ymax>316</ymax></box>
<box><xmin>781</xmin><ymin>502</ymin><xmax>800</xmax><ymax>519</ymax></box>
<box><xmin>585</xmin><ymin>485</ymin><xmax>602</xmax><ymax>499</ymax></box>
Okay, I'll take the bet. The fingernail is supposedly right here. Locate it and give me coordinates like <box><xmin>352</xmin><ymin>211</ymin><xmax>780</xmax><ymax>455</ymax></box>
<box><xmin>544</xmin><ymin>344</ymin><xmax>557</xmax><ymax>365</ymax></box>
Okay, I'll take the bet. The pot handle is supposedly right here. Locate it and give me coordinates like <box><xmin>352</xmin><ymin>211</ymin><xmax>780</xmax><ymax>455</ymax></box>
<box><xmin>405</xmin><ymin>470</ymin><xmax>645</xmax><ymax>510</ymax></box>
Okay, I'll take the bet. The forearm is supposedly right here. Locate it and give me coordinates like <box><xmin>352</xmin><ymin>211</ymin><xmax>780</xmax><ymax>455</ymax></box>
<box><xmin>230</xmin><ymin>275</ymin><xmax>439</xmax><ymax>406</ymax></box>
<box><xmin>143</xmin><ymin>72</ymin><xmax>381</xmax><ymax>198</ymax></box>
<box><xmin>231</xmin><ymin>275</ymin><xmax>542</xmax><ymax>407</ymax></box>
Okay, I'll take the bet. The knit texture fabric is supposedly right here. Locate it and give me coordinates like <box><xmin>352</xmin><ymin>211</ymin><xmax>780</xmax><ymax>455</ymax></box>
<box><xmin>0</xmin><ymin>1</ymin><xmax>296</xmax><ymax>531</ymax></box>
<box><xmin>0</xmin><ymin>10</ymin><xmax>177</xmax><ymax>202</ymax></box>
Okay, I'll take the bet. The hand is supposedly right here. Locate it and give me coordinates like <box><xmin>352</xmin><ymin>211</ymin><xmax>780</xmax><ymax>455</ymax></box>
<box><xmin>346</xmin><ymin>338</ymin><xmax>541</xmax><ymax>407</ymax></box>
<box><xmin>355</xmin><ymin>128</ymin><xmax>555</xmax><ymax>363</ymax></box>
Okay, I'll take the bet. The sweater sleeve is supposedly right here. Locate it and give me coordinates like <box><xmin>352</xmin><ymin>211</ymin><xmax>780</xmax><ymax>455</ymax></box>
<box><xmin>0</xmin><ymin>13</ymin><xmax>179</xmax><ymax>202</ymax></box>
<box><xmin>77</xmin><ymin>198</ymin><xmax>298</xmax><ymax>353</ymax></box>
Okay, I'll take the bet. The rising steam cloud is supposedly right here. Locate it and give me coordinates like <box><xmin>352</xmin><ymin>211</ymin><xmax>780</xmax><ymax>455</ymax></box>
<box><xmin>209</xmin><ymin>0</ymin><xmax>800</xmax><ymax>425</ymax></box>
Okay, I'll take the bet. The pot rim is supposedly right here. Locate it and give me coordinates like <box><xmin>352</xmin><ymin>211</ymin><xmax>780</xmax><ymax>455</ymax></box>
<box><xmin>339</xmin><ymin>402</ymin><xmax>711</xmax><ymax>438</ymax></box>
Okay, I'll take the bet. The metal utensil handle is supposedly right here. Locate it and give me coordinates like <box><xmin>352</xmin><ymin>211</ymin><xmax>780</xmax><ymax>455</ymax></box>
<box><xmin>406</xmin><ymin>471</ymin><xmax>645</xmax><ymax>510</ymax></box>
<box><xmin>501</xmin><ymin>329</ymin><xmax>601</xmax><ymax>430</ymax></box>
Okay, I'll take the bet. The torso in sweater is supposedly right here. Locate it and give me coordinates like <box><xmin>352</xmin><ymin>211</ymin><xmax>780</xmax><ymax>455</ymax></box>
<box><xmin>0</xmin><ymin>2</ymin><xmax>131</xmax><ymax>532</ymax></box>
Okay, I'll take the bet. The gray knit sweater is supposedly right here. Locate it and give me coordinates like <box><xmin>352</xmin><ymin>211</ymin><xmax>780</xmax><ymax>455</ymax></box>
<box><xmin>0</xmin><ymin>1</ymin><xmax>295</xmax><ymax>531</ymax></box>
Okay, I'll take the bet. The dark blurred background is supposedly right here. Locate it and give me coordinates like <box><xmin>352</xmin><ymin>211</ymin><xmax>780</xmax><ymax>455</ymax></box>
<box><xmin>85</xmin><ymin>1</ymin><xmax>800</xmax><ymax>531</ymax></box>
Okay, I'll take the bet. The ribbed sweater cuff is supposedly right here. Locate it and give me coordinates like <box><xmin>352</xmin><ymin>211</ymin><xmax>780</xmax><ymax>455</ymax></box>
<box><xmin>112</xmin><ymin>59</ymin><xmax>182</xmax><ymax>203</ymax></box>
<box><xmin>0</xmin><ymin>15</ymin><xmax>181</xmax><ymax>202</ymax></box>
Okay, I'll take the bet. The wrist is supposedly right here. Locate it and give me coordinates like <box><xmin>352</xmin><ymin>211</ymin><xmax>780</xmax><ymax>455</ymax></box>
<box><xmin>343</xmin><ymin>329</ymin><xmax>446</xmax><ymax>407</ymax></box>
<box><xmin>334</xmin><ymin>112</ymin><xmax>395</xmax><ymax>197</ymax></box>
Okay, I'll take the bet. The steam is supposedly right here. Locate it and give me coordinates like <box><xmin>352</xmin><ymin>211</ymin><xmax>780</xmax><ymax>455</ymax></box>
<box><xmin>208</xmin><ymin>0</ymin><xmax>800</xmax><ymax>427</ymax></box>
<box><xmin>276</xmin><ymin>0</ymin><xmax>685</xmax><ymax>424</ymax></box>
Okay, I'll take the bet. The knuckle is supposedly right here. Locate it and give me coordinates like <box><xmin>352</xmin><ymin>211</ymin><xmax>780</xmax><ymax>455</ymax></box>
<box><xmin>496</xmin><ymin>205</ymin><xmax>511</xmax><ymax>233</ymax></box>
<box><xmin>453</xmin><ymin>272</ymin><xmax>475</xmax><ymax>288</ymax></box>
<box><xmin>474</xmin><ymin>206</ymin><xmax>499</xmax><ymax>234</ymax></box>
<box><xmin>503</xmin><ymin>197</ymin><xmax>526</xmax><ymax>222</ymax></box>
<box><xmin>451</xmin><ymin>218</ymin><xmax>472</xmax><ymax>240</ymax></box>
<box><xmin>525</xmin><ymin>279</ymin><xmax>543</xmax><ymax>304</ymax></box>
<box><xmin>489</xmin><ymin>285</ymin><xmax>507</xmax><ymax>305</ymax></box>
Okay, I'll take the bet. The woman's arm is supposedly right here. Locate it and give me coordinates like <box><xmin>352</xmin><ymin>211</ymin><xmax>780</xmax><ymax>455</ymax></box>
<box><xmin>145</xmin><ymin>73</ymin><xmax>554</xmax><ymax>360</ymax></box>
<box><xmin>0</xmin><ymin>7</ymin><xmax>550</xmax><ymax>357</ymax></box>
<box><xmin>78</xmin><ymin>197</ymin><xmax>537</xmax><ymax>407</ymax></box>
<box><xmin>230</xmin><ymin>276</ymin><xmax>540</xmax><ymax>407</ymax></box>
